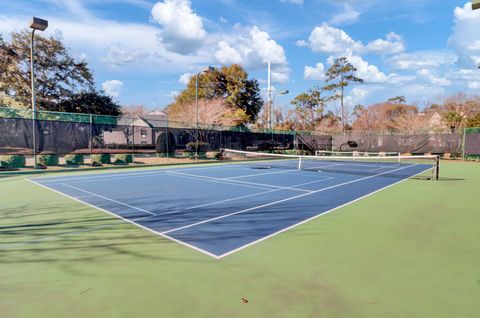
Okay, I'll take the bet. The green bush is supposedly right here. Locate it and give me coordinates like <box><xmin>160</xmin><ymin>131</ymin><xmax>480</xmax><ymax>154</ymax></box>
<box><xmin>91</xmin><ymin>154</ymin><xmax>111</xmax><ymax>165</ymax></box>
<box><xmin>0</xmin><ymin>155</ymin><xmax>26</xmax><ymax>168</ymax></box>
<box><xmin>38</xmin><ymin>154</ymin><xmax>59</xmax><ymax>166</ymax></box>
<box><xmin>113</xmin><ymin>154</ymin><xmax>133</xmax><ymax>164</ymax></box>
<box><xmin>186</xmin><ymin>141</ymin><xmax>210</xmax><ymax>153</ymax></box>
<box><xmin>64</xmin><ymin>154</ymin><xmax>84</xmax><ymax>166</ymax></box>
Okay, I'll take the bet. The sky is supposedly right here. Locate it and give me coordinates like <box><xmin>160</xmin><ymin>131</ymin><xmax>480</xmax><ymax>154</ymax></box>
<box><xmin>1</xmin><ymin>0</ymin><xmax>480</xmax><ymax>112</ymax></box>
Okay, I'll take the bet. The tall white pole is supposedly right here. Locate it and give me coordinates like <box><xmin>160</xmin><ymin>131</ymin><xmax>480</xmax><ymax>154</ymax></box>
<box><xmin>267</xmin><ymin>61</ymin><xmax>272</xmax><ymax>130</ymax></box>
<box><xmin>195</xmin><ymin>72</ymin><xmax>199</xmax><ymax>159</ymax></box>
<box><xmin>31</xmin><ymin>29</ymin><xmax>38</xmax><ymax>169</ymax></box>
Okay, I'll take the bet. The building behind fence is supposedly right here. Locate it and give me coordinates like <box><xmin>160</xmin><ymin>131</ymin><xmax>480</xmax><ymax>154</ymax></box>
<box><xmin>0</xmin><ymin>107</ymin><xmax>479</xmax><ymax>159</ymax></box>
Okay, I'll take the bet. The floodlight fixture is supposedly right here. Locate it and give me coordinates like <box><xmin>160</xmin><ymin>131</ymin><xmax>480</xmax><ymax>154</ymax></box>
<box><xmin>472</xmin><ymin>0</ymin><xmax>480</xmax><ymax>10</ymax></box>
<box><xmin>30</xmin><ymin>17</ymin><xmax>48</xmax><ymax>31</ymax></box>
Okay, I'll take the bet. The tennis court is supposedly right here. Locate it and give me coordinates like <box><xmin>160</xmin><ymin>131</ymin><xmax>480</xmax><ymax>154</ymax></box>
<box><xmin>29</xmin><ymin>151</ymin><xmax>436</xmax><ymax>258</ymax></box>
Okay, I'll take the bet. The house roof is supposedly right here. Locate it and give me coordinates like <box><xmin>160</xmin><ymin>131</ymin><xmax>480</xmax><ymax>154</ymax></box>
<box><xmin>140</xmin><ymin>111</ymin><xmax>168</xmax><ymax>128</ymax></box>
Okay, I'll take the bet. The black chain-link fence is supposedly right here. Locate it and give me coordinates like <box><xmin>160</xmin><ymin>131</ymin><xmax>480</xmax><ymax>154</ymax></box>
<box><xmin>0</xmin><ymin>107</ymin><xmax>477</xmax><ymax>158</ymax></box>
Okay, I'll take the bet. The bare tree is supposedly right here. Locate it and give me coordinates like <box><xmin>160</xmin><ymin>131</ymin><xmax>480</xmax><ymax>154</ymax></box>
<box><xmin>166</xmin><ymin>98</ymin><xmax>249</xmax><ymax>127</ymax></box>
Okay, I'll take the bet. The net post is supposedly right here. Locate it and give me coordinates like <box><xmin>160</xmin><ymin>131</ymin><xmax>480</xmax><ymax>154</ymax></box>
<box><xmin>434</xmin><ymin>155</ymin><xmax>440</xmax><ymax>181</ymax></box>
<box><xmin>298</xmin><ymin>156</ymin><xmax>302</xmax><ymax>170</ymax></box>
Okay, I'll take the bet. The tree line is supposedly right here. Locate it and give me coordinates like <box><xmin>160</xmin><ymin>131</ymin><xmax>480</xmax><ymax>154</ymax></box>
<box><xmin>2</xmin><ymin>30</ymin><xmax>479</xmax><ymax>133</ymax></box>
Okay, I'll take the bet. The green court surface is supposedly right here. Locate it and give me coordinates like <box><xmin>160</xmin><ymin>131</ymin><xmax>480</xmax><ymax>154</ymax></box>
<box><xmin>1</xmin><ymin>161</ymin><xmax>479</xmax><ymax>318</ymax></box>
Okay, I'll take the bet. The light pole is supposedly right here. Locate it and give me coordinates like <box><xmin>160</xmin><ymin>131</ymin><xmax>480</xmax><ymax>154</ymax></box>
<box><xmin>29</xmin><ymin>17</ymin><xmax>48</xmax><ymax>169</ymax></box>
<box><xmin>195</xmin><ymin>66</ymin><xmax>215</xmax><ymax>159</ymax></box>
<box><xmin>270</xmin><ymin>90</ymin><xmax>289</xmax><ymax>151</ymax></box>
<box><xmin>271</xmin><ymin>90</ymin><xmax>289</xmax><ymax>129</ymax></box>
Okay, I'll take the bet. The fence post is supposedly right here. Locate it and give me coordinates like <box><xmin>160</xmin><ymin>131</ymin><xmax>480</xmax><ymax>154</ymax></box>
<box><xmin>166</xmin><ymin>119</ymin><xmax>169</xmax><ymax>159</ymax></box>
<box><xmin>462</xmin><ymin>128</ymin><xmax>466</xmax><ymax>161</ymax></box>
<box><xmin>132</xmin><ymin>122</ymin><xmax>135</xmax><ymax>164</ymax></box>
<box><xmin>89</xmin><ymin>114</ymin><xmax>93</xmax><ymax>166</ymax></box>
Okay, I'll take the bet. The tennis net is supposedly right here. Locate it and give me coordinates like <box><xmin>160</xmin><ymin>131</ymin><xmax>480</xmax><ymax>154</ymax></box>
<box><xmin>221</xmin><ymin>149</ymin><xmax>440</xmax><ymax>180</ymax></box>
<box><xmin>315</xmin><ymin>150</ymin><xmax>401</xmax><ymax>158</ymax></box>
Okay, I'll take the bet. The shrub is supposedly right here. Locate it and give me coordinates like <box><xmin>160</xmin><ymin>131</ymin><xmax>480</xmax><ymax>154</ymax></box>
<box><xmin>64</xmin><ymin>154</ymin><xmax>84</xmax><ymax>166</ymax></box>
<box><xmin>113</xmin><ymin>154</ymin><xmax>133</xmax><ymax>164</ymax></box>
<box><xmin>185</xmin><ymin>142</ymin><xmax>209</xmax><ymax>159</ymax></box>
<box><xmin>91</xmin><ymin>154</ymin><xmax>111</xmax><ymax>165</ymax></box>
<box><xmin>186</xmin><ymin>141</ymin><xmax>210</xmax><ymax>153</ymax></box>
<box><xmin>38</xmin><ymin>154</ymin><xmax>59</xmax><ymax>166</ymax></box>
<box><xmin>0</xmin><ymin>155</ymin><xmax>26</xmax><ymax>168</ymax></box>
<box><xmin>155</xmin><ymin>131</ymin><xmax>176</xmax><ymax>156</ymax></box>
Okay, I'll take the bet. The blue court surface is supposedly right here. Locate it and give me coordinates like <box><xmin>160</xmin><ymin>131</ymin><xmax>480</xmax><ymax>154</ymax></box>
<box><xmin>30</xmin><ymin>160</ymin><xmax>432</xmax><ymax>258</ymax></box>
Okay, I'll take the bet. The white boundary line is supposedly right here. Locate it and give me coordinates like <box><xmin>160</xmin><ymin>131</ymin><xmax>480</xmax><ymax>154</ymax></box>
<box><xmin>215</xmin><ymin>165</ymin><xmax>433</xmax><ymax>258</ymax></box>
<box><xmin>154</xmin><ymin>175</ymin><xmax>335</xmax><ymax>218</ymax></box>
<box><xmin>163</xmin><ymin>171</ymin><xmax>278</xmax><ymax>191</ymax></box>
<box><xmin>23</xmin><ymin>173</ymin><xmax>336</xmax><ymax>257</ymax></box>
<box><xmin>162</xmin><ymin>164</ymin><xmax>420</xmax><ymax>235</ymax></box>
<box><xmin>225</xmin><ymin>169</ymin><xmax>293</xmax><ymax>179</ymax></box>
<box><xmin>61</xmin><ymin>183</ymin><xmax>157</xmax><ymax>216</ymax></box>
<box><xmin>26</xmin><ymin>164</ymin><xmax>432</xmax><ymax>259</ymax></box>
<box><xmin>167</xmin><ymin>171</ymin><xmax>313</xmax><ymax>193</ymax></box>
<box><xmin>32</xmin><ymin>164</ymin><xmax>247</xmax><ymax>184</ymax></box>
<box><xmin>27</xmin><ymin>179</ymin><xmax>221</xmax><ymax>259</ymax></box>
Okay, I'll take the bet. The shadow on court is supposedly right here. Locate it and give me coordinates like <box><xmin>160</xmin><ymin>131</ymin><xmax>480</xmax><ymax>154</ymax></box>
<box><xmin>0</xmin><ymin>201</ymin><xmax>211</xmax><ymax>265</ymax></box>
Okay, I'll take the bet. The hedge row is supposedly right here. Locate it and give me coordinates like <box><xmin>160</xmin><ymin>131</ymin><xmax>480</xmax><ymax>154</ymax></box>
<box><xmin>0</xmin><ymin>154</ymin><xmax>134</xmax><ymax>168</ymax></box>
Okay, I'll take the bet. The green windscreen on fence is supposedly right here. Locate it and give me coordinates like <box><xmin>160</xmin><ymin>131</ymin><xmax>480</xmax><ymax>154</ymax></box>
<box><xmin>0</xmin><ymin>106</ymin><xmax>475</xmax><ymax>157</ymax></box>
<box><xmin>465</xmin><ymin>128</ymin><xmax>480</xmax><ymax>157</ymax></box>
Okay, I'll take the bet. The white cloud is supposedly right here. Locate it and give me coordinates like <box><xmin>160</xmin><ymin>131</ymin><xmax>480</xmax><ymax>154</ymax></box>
<box><xmin>448</xmin><ymin>2</ymin><xmax>480</xmax><ymax>67</ymax></box>
<box><xmin>301</xmin><ymin>23</ymin><xmax>362</xmax><ymax>54</ymax></box>
<box><xmin>214</xmin><ymin>26</ymin><xmax>289</xmax><ymax>83</ymax></box>
<box><xmin>214</xmin><ymin>41</ymin><xmax>243</xmax><ymax>64</ymax></box>
<box><xmin>168</xmin><ymin>90</ymin><xmax>179</xmax><ymax>98</ymax></box>
<box><xmin>329</xmin><ymin>4</ymin><xmax>361</xmax><ymax>25</ymax></box>
<box><xmin>304</xmin><ymin>63</ymin><xmax>325</xmax><ymax>81</ymax></box>
<box><xmin>151</xmin><ymin>0</ymin><xmax>207</xmax><ymax>55</ymax></box>
<box><xmin>347</xmin><ymin>55</ymin><xmax>389</xmax><ymax>83</ymax></box>
<box><xmin>220</xmin><ymin>16</ymin><xmax>228</xmax><ymax>23</ymax></box>
<box><xmin>345</xmin><ymin>87</ymin><xmax>370</xmax><ymax>107</ymax></box>
<box><xmin>102</xmin><ymin>80</ymin><xmax>124</xmax><ymax>98</ymax></box>
<box><xmin>178</xmin><ymin>72</ymin><xmax>193</xmax><ymax>85</ymax></box>
<box><xmin>416</xmin><ymin>69</ymin><xmax>452</xmax><ymax>86</ymax></box>
<box><xmin>468</xmin><ymin>81</ymin><xmax>480</xmax><ymax>89</ymax></box>
<box><xmin>280</xmin><ymin>0</ymin><xmax>303</xmax><ymax>4</ymax></box>
<box><xmin>300</xmin><ymin>25</ymin><xmax>406</xmax><ymax>56</ymax></box>
<box><xmin>102</xmin><ymin>46</ymin><xmax>149</xmax><ymax>66</ymax></box>
<box><xmin>364</xmin><ymin>32</ymin><xmax>405</xmax><ymax>55</ymax></box>
<box><xmin>389</xmin><ymin>51</ymin><xmax>457</xmax><ymax>70</ymax></box>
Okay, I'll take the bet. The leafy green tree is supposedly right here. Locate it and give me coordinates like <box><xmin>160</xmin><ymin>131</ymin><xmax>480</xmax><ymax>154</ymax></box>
<box><xmin>174</xmin><ymin>64</ymin><xmax>263</xmax><ymax>123</ymax></box>
<box><xmin>323</xmin><ymin>57</ymin><xmax>363</xmax><ymax>133</ymax></box>
<box><xmin>442</xmin><ymin>111</ymin><xmax>464</xmax><ymax>132</ymax></box>
<box><xmin>0</xmin><ymin>30</ymin><xmax>118</xmax><ymax>115</ymax></box>
<box><xmin>466</xmin><ymin>113</ymin><xmax>480</xmax><ymax>128</ymax></box>
<box><xmin>290</xmin><ymin>88</ymin><xmax>327</xmax><ymax>129</ymax></box>
<box><xmin>56</xmin><ymin>91</ymin><xmax>121</xmax><ymax>116</ymax></box>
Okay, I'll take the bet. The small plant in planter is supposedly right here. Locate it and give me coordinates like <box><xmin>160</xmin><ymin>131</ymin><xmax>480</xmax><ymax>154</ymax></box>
<box><xmin>38</xmin><ymin>154</ymin><xmax>59</xmax><ymax>166</ymax></box>
<box><xmin>64</xmin><ymin>154</ymin><xmax>84</xmax><ymax>166</ymax></box>
<box><xmin>0</xmin><ymin>155</ymin><xmax>26</xmax><ymax>169</ymax></box>
<box><xmin>113</xmin><ymin>154</ymin><xmax>133</xmax><ymax>164</ymax></box>
<box><xmin>91</xmin><ymin>154</ymin><xmax>111</xmax><ymax>165</ymax></box>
